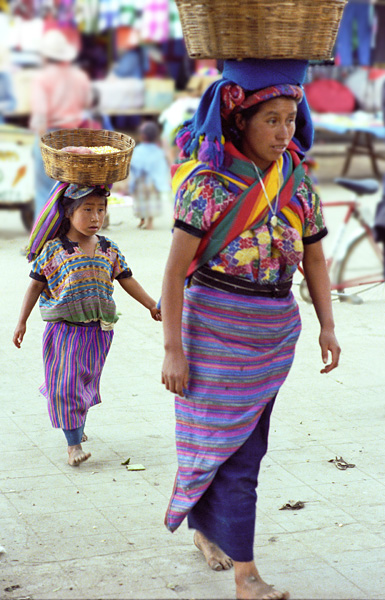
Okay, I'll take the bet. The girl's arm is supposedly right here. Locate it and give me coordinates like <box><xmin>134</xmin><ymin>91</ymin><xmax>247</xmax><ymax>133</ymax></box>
<box><xmin>13</xmin><ymin>279</ymin><xmax>46</xmax><ymax>348</ymax></box>
<box><xmin>302</xmin><ymin>240</ymin><xmax>341</xmax><ymax>373</ymax></box>
<box><xmin>118</xmin><ymin>276</ymin><xmax>161</xmax><ymax>321</ymax></box>
<box><xmin>161</xmin><ymin>228</ymin><xmax>201</xmax><ymax>397</ymax></box>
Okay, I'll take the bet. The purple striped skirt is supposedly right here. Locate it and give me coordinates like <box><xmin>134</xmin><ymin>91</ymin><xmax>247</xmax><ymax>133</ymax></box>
<box><xmin>165</xmin><ymin>284</ymin><xmax>302</xmax><ymax>532</ymax></box>
<box><xmin>40</xmin><ymin>321</ymin><xmax>113</xmax><ymax>429</ymax></box>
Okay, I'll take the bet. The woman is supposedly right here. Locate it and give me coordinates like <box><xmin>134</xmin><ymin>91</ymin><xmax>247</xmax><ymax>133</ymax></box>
<box><xmin>161</xmin><ymin>58</ymin><xmax>340</xmax><ymax>600</ymax></box>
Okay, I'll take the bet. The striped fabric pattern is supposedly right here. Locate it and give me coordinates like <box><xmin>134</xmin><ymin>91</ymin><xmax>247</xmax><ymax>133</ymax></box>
<box><xmin>26</xmin><ymin>181</ymin><xmax>68</xmax><ymax>263</ymax></box>
<box><xmin>30</xmin><ymin>236</ymin><xmax>130</xmax><ymax>325</ymax></box>
<box><xmin>165</xmin><ymin>285</ymin><xmax>302</xmax><ymax>532</ymax></box>
<box><xmin>40</xmin><ymin>321</ymin><xmax>113</xmax><ymax>429</ymax></box>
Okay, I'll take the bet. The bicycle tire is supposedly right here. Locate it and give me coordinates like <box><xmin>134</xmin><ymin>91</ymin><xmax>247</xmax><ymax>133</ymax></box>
<box><xmin>334</xmin><ymin>231</ymin><xmax>384</xmax><ymax>300</ymax></box>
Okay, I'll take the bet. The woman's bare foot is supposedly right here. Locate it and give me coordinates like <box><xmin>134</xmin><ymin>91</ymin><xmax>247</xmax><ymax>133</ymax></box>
<box><xmin>67</xmin><ymin>444</ymin><xmax>91</xmax><ymax>466</ymax></box>
<box><xmin>193</xmin><ymin>530</ymin><xmax>233</xmax><ymax>571</ymax></box>
<box><xmin>234</xmin><ymin>561</ymin><xmax>289</xmax><ymax>600</ymax></box>
<box><xmin>137</xmin><ymin>219</ymin><xmax>145</xmax><ymax>229</ymax></box>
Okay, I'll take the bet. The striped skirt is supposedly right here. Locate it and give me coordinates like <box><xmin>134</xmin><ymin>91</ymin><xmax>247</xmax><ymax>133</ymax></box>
<box><xmin>40</xmin><ymin>321</ymin><xmax>113</xmax><ymax>429</ymax></box>
<box><xmin>165</xmin><ymin>284</ymin><xmax>301</xmax><ymax>533</ymax></box>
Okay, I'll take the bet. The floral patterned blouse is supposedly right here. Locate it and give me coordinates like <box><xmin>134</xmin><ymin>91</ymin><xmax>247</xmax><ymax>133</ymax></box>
<box><xmin>174</xmin><ymin>171</ymin><xmax>327</xmax><ymax>284</ymax></box>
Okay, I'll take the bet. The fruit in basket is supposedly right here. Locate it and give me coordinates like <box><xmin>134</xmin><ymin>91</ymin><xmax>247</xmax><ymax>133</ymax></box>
<box><xmin>60</xmin><ymin>145</ymin><xmax>119</xmax><ymax>154</ymax></box>
<box><xmin>90</xmin><ymin>146</ymin><xmax>119</xmax><ymax>154</ymax></box>
<box><xmin>60</xmin><ymin>146</ymin><xmax>95</xmax><ymax>154</ymax></box>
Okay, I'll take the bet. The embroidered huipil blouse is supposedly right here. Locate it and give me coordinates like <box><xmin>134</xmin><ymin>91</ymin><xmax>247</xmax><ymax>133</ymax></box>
<box><xmin>174</xmin><ymin>171</ymin><xmax>327</xmax><ymax>284</ymax></box>
<box><xmin>30</xmin><ymin>235</ymin><xmax>132</xmax><ymax>326</ymax></box>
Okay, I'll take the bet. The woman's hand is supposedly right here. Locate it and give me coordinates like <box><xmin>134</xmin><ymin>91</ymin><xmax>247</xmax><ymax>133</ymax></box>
<box><xmin>13</xmin><ymin>322</ymin><xmax>26</xmax><ymax>348</ymax></box>
<box><xmin>162</xmin><ymin>348</ymin><xmax>189</xmax><ymax>397</ymax></box>
<box><xmin>319</xmin><ymin>327</ymin><xmax>341</xmax><ymax>374</ymax></box>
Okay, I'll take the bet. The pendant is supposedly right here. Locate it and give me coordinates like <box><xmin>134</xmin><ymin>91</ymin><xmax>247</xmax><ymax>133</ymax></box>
<box><xmin>271</xmin><ymin>215</ymin><xmax>278</xmax><ymax>227</ymax></box>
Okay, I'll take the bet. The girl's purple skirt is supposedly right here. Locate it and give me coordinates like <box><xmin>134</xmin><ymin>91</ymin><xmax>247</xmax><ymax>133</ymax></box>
<box><xmin>40</xmin><ymin>321</ymin><xmax>113</xmax><ymax>429</ymax></box>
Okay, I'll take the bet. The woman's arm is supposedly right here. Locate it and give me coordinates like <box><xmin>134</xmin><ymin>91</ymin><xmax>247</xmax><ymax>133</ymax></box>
<box><xmin>118</xmin><ymin>277</ymin><xmax>161</xmax><ymax>320</ymax></box>
<box><xmin>161</xmin><ymin>228</ymin><xmax>201</xmax><ymax>396</ymax></box>
<box><xmin>302</xmin><ymin>240</ymin><xmax>341</xmax><ymax>373</ymax></box>
<box><xmin>13</xmin><ymin>279</ymin><xmax>46</xmax><ymax>348</ymax></box>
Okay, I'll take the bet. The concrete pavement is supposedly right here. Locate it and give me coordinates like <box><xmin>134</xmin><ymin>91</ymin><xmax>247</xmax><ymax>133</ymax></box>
<box><xmin>1</xmin><ymin>151</ymin><xmax>385</xmax><ymax>600</ymax></box>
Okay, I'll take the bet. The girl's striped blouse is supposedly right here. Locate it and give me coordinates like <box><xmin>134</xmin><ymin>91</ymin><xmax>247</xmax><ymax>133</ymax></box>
<box><xmin>30</xmin><ymin>235</ymin><xmax>131</xmax><ymax>325</ymax></box>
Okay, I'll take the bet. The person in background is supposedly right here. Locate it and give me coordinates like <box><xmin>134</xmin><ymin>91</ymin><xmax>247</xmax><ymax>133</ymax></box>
<box><xmin>29</xmin><ymin>29</ymin><xmax>93</xmax><ymax>220</ymax></box>
<box><xmin>0</xmin><ymin>45</ymin><xmax>16</xmax><ymax>123</ymax></box>
<box><xmin>161</xmin><ymin>58</ymin><xmax>341</xmax><ymax>600</ymax></box>
<box><xmin>129</xmin><ymin>121</ymin><xmax>171</xmax><ymax>230</ymax></box>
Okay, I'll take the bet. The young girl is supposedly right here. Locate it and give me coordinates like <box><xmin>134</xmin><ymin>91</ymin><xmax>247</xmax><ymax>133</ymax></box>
<box><xmin>129</xmin><ymin>121</ymin><xmax>171</xmax><ymax>230</ymax></box>
<box><xmin>13</xmin><ymin>181</ymin><xmax>161</xmax><ymax>467</ymax></box>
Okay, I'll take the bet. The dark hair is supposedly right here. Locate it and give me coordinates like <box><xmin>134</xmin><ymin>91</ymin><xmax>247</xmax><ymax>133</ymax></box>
<box><xmin>139</xmin><ymin>121</ymin><xmax>160</xmax><ymax>143</ymax></box>
<box><xmin>57</xmin><ymin>187</ymin><xmax>109</xmax><ymax>237</ymax></box>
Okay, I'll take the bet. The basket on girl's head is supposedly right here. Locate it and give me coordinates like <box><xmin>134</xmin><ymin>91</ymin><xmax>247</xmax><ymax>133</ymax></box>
<box><xmin>175</xmin><ymin>0</ymin><xmax>348</xmax><ymax>60</ymax></box>
<box><xmin>40</xmin><ymin>128</ymin><xmax>135</xmax><ymax>186</ymax></box>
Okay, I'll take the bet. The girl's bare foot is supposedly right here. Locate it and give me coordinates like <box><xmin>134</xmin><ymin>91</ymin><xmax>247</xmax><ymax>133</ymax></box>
<box><xmin>67</xmin><ymin>444</ymin><xmax>91</xmax><ymax>466</ymax></box>
<box><xmin>193</xmin><ymin>530</ymin><xmax>233</xmax><ymax>571</ymax></box>
<box><xmin>234</xmin><ymin>561</ymin><xmax>289</xmax><ymax>600</ymax></box>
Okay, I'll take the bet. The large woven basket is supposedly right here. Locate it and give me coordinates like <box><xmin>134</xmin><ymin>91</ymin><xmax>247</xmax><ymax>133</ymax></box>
<box><xmin>40</xmin><ymin>129</ymin><xmax>135</xmax><ymax>185</ymax></box>
<box><xmin>175</xmin><ymin>0</ymin><xmax>347</xmax><ymax>60</ymax></box>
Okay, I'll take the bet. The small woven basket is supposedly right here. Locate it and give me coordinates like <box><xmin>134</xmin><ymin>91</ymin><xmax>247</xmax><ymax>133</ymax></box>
<box><xmin>40</xmin><ymin>129</ymin><xmax>135</xmax><ymax>185</ymax></box>
<box><xmin>175</xmin><ymin>0</ymin><xmax>347</xmax><ymax>60</ymax></box>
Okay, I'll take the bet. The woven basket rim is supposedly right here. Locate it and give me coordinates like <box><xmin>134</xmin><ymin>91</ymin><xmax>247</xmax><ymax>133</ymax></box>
<box><xmin>40</xmin><ymin>128</ymin><xmax>135</xmax><ymax>154</ymax></box>
<box><xmin>40</xmin><ymin>129</ymin><xmax>135</xmax><ymax>185</ymax></box>
<box><xmin>175</xmin><ymin>0</ymin><xmax>348</xmax><ymax>60</ymax></box>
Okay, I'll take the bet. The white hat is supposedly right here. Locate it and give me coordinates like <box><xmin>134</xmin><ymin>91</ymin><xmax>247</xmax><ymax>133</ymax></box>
<box><xmin>40</xmin><ymin>30</ymin><xmax>77</xmax><ymax>62</ymax></box>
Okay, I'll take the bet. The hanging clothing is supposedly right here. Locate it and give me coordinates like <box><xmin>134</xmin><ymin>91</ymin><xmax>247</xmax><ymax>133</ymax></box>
<box><xmin>142</xmin><ymin>0</ymin><xmax>169</xmax><ymax>43</ymax></box>
<box><xmin>335</xmin><ymin>0</ymin><xmax>373</xmax><ymax>66</ymax></box>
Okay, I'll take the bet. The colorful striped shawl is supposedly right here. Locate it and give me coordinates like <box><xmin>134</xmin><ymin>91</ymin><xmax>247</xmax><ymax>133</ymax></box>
<box><xmin>172</xmin><ymin>142</ymin><xmax>306</xmax><ymax>277</ymax></box>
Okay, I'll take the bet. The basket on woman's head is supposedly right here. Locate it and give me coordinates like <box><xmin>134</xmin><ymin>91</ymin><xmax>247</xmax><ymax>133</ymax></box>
<box><xmin>40</xmin><ymin>128</ymin><xmax>135</xmax><ymax>186</ymax></box>
<box><xmin>175</xmin><ymin>0</ymin><xmax>347</xmax><ymax>60</ymax></box>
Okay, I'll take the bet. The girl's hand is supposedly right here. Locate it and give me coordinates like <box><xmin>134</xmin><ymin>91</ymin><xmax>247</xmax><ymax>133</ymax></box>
<box><xmin>13</xmin><ymin>323</ymin><xmax>26</xmax><ymax>348</ymax></box>
<box><xmin>150</xmin><ymin>306</ymin><xmax>162</xmax><ymax>321</ymax></box>
<box><xmin>319</xmin><ymin>328</ymin><xmax>341</xmax><ymax>373</ymax></box>
<box><xmin>162</xmin><ymin>348</ymin><xmax>189</xmax><ymax>397</ymax></box>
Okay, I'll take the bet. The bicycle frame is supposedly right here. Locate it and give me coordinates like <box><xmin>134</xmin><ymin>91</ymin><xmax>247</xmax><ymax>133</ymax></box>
<box><xmin>299</xmin><ymin>195</ymin><xmax>384</xmax><ymax>299</ymax></box>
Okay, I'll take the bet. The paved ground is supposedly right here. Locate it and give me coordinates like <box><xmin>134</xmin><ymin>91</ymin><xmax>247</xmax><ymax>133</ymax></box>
<box><xmin>1</xmin><ymin>149</ymin><xmax>385</xmax><ymax>600</ymax></box>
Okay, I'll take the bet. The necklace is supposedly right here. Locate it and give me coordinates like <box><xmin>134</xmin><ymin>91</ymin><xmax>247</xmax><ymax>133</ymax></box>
<box><xmin>252</xmin><ymin>161</ymin><xmax>281</xmax><ymax>228</ymax></box>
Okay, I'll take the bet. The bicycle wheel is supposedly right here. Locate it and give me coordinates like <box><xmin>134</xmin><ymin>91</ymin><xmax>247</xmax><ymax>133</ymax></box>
<box><xmin>334</xmin><ymin>231</ymin><xmax>384</xmax><ymax>300</ymax></box>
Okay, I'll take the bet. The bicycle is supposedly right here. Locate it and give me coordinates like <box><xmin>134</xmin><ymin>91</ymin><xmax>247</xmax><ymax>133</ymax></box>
<box><xmin>299</xmin><ymin>177</ymin><xmax>384</xmax><ymax>304</ymax></box>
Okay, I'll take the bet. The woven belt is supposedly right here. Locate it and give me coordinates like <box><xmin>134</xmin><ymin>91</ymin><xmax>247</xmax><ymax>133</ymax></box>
<box><xmin>64</xmin><ymin>320</ymin><xmax>100</xmax><ymax>328</ymax></box>
<box><xmin>190</xmin><ymin>266</ymin><xmax>292</xmax><ymax>298</ymax></box>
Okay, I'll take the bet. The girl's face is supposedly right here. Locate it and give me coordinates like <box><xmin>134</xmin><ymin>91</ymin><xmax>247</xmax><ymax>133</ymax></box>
<box><xmin>68</xmin><ymin>194</ymin><xmax>107</xmax><ymax>238</ymax></box>
<box><xmin>234</xmin><ymin>97</ymin><xmax>297</xmax><ymax>170</ymax></box>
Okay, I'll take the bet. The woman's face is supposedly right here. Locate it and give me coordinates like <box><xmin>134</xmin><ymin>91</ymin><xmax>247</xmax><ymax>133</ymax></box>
<box><xmin>234</xmin><ymin>97</ymin><xmax>297</xmax><ymax>170</ymax></box>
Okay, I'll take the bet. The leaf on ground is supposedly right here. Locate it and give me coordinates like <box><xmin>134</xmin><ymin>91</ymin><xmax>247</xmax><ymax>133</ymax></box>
<box><xmin>4</xmin><ymin>586</ymin><xmax>21</xmax><ymax>592</ymax></box>
<box><xmin>279</xmin><ymin>500</ymin><xmax>306</xmax><ymax>510</ymax></box>
<box><xmin>121</xmin><ymin>458</ymin><xmax>131</xmax><ymax>466</ymax></box>
<box><xmin>126</xmin><ymin>464</ymin><xmax>146</xmax><ymax>471</ymax></box>
<box><xmin>328</xmin><ymin>456</ymin><xmax>355</xmax><ymax>470</ymax></box>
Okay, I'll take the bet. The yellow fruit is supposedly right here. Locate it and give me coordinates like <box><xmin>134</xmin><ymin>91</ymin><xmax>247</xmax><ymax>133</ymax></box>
<box><xmin>88</xmin><ymin>146</ymin><xmax>119</xmax><ymax>154</ymax></box>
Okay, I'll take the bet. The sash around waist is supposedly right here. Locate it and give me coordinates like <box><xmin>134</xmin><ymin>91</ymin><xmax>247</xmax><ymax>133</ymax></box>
<box><xmin>190</xmin><ymin>266</ymin><xmax>293</xmax><ymax>298</ymax></box>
